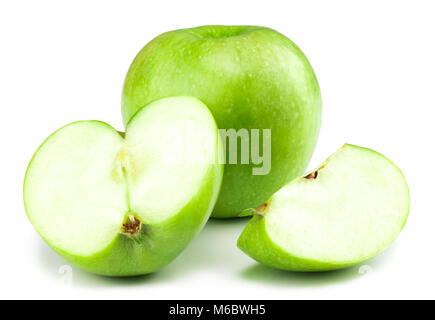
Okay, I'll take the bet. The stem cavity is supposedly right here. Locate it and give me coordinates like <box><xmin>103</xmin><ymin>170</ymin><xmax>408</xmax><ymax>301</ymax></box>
<box><xmin>120</xmin><ymin>214</ymin><xmax>141</xmax><ymax>236</ymax></box>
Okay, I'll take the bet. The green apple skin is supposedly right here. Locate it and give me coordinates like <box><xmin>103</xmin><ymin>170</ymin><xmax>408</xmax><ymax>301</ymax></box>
<box><xmin>237</xmin><ymin>144</ymin><xmax>410</xmax><ymax>272</ymax></box>
<box><xmin>237</xmin><ymin>214</ymin><xmax>352</xmax><ymax>271</ymax></box>
<box><xmin>24</xmin><ymin>97</ymin><xmax>223</xmax><ymax>276</ymax></box>
<box><xmin>122</xmin><ymin>25</ymin><xmax>322</xmax><ymax>218</ymax></box>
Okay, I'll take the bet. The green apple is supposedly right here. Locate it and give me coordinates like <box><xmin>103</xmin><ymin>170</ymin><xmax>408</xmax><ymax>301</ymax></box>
<box><xmin>121</xmin><ymin>25</ymin><xmax>321</xmax><ymax>218</ymax></box>
<box><xmin>238</xmin><ymin>144</ymin><xmax>410</xmax><ymax>271</ymax></box>
<box><xmin>24</xmin><ymin>97</ymin><xmax>223</xmax><ymax>276</ymax></box>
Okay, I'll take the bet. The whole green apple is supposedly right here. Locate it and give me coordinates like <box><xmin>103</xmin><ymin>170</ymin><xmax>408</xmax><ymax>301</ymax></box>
<box><xmin>24</xmin><ymin>97</ymin><xmax>223</xmax><ymax>276</ymax></box>
<box><xmin>122</xmin><ymin>25</ymin><xmax>322</xmax><ymax>218</ymax></box>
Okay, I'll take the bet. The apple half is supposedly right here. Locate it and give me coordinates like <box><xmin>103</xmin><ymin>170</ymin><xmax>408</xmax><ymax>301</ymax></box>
<box><xmin>24</xmin><ymin>97</ymin><xmax>223</xmax><ymax>276</ymax></box>
<box><xmin>238</xmin><ymin>144</ymin><xmax>410</xmax><ymax>271</ymax></box>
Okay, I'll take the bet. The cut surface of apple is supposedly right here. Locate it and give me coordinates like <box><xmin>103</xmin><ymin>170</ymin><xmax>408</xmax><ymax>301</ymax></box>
<box><xmin>24</xmin><ymin>96</ymin><xmax>223</xmax><ymax>276</ymax></box>
<box><xmin>238</xmin><ymin>144</ymin><xmax>410</xmax><ymax>271</ymax></box>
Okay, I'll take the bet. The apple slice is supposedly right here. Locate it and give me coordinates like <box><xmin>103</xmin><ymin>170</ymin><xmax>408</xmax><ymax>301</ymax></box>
<box><xmin>238</xmin><ymin>144</ymin><xmax>410</xmax><ymax>271</ymax></box>
<box><xmin>24</xmin><ymin>96</ymin><xmax>223</xmax><ymax>276</ymax></box>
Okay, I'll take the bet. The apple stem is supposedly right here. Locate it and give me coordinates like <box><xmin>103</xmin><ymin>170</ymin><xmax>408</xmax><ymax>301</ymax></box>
<box><xmin>255</xmin><ymin>202</ymin><xmax>269</xmax><ymax>216</ymax></box>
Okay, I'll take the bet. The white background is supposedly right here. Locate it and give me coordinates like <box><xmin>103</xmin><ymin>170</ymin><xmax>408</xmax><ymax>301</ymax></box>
<box><xmin>1</xmin><ymin>0</ymin><xmax>434</xmax><ymax>300</ymax></box>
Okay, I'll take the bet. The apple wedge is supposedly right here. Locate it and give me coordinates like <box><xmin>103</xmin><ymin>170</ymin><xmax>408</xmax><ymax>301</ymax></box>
<box><xmin>238</xmin><ymin>144</ymin><xmax>410</xmax><ymax>271</ymax></box>
<box><xmin>24</xmin><ymin>97</ymin><xmax>223</xmax><ymax>276</ymax></box>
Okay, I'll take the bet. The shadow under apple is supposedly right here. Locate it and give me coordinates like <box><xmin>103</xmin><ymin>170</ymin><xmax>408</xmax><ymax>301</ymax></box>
<box><xmin>35</xmin><ymin>217</ymin><xmax>249</xmax><ymax>287</ymax></box>
<box><xmin>35</xmin><ymin>218</ymin><xmax>396</xmax><ymax>288</ymax></box>
<box><xmin>36</xmin><ymin>235</ymin><xmax>169</xmax><ymax>287</ymax></box>
<box><xmin>239</xmin><ymin>245</ymin><xmax>396</xmax><ymax>287</ymax></box>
